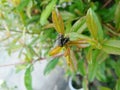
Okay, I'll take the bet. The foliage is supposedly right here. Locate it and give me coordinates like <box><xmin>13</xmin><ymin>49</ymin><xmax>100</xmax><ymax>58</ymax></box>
<box><xmin>1</xmin><ymin>0</ymin><xmax>120</xmax><ymax>90</ymax></box>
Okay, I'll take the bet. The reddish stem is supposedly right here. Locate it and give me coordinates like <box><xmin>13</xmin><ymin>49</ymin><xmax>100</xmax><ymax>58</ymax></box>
<box><xmin>0</xmin><ymin>54</ymin><xmax>63</xmax><ymax>68</ymax></box>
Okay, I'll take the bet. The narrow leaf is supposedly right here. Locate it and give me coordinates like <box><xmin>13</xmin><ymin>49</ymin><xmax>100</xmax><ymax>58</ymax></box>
<box><xmin>60</xmin><ymin>11</ymin><xmax>76</xmax><ymax>20</ymax></box>
<box><xmin>58</xmin><ymin>12</ymin><xmax>64</xmax><ymax>33</ymax></box>
<box><xmin>98</xmin><ymin>86</ymin><xmax>111</xmax><ymax>90</ymax></box>
<box><xmin>114</xmin><ymin>61</ymin><xmax>120</xmax><ymax>77</ymax></box>
<box><xmin>40</xmin><ymin>0</ymin><xmax>57</xmax><ymax>25</ymax></box>
<box><xmin>116</xmin><ymin>79</ymin><xmax>120</xmax><ymax>90</ymax></box>
<box><xmin>44</xmin><ymin>58</ymin><xmax>59</xmax><ymax>75</ymax></box>
<box><xmin>16</xmin><ymin>0</ymin><xmax>30</xmax><ymax>11</ymax></box>
<box><xmin>102</xmin><ymin>40</ymin><xmax>120</xmax><ymax>55</ymax></box>
<box><xmin>26</xmin><ymin>0</ymin><xmax>33</xmax><ymax>18</ymax></box>
<box><xmin>88</xmin><ymin>50</ymin><xmax>100</xmax><ymax>82</ymax></box>
<box><xmin>52</xmin><ymin>10</ymin><xmax>64</xmax><ymax>34</ymax></box>
<box><xmin>86</xmin><ymin>47</ymin><xmax>93</xmax><ymax>64</ymax></box>
<box><xmin>49</xmin><ymin>46</ymin><xmax>62</xmax><ymax>56</ymax></box>
<box><xmin>78</xmin><ymin>60</ymin><xmax>86</xmax><ymax>76</ymax></box>
<box><xmin>71</xmin><ymin>17</ymin><xmax>86</xmax><ymax>33</ymax></box>
<box><xmin>115</xmin><ymin>1</ymin><xmax>120</xmax><ymax>30</ymax></box>
<box><xmin>24</xmin><ymin>65</ymin><xmax>32</xmax><ymax>90</ymax></box>
<box><xmin>86</xmin><ymin>8</ymin><xmax>103</xmax><ymax>41</ymax></box>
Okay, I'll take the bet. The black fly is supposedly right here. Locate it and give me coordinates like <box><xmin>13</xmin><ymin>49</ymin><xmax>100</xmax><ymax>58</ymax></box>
<box><xmin>56</xmin><ymin>34</ymin><xmax>69</xmax><ymax>47</ymax></box>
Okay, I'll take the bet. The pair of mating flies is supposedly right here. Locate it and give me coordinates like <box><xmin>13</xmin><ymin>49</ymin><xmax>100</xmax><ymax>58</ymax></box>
<box><xmin>49</xmin><ymin>9</ymin><xmax>88</xmax><ymax>56</ymax></box>
<box><xmin>49</xmin><ymin>9</ymin><xmax>70</xmax><ymax>56</ymax></box>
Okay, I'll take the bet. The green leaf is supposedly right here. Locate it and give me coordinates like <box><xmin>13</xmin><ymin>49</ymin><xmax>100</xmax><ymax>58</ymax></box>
<box><xmin>24</xmin><ymin>65</ymin><xmax>33</xmax><ymax>90</ymax></box>
<box><xmin>44</xmin><ymin>58</ymin><xmax>59</xmax><ymax>75</ymax></box>
<box><xmin>16</xmin><ymin>0</ymin><xmax>30</xmax><ymax>11</ymax></box>
<box><xmin>40</xmin><ymin>0</ymin><xmax>57</xmax><ymax>25</ymax></box>
<box><xmin>28</xmin><ymin>36</ymin><xmax>39</xmax><ymax>46</ymax></box>
<box><xmin>7</xmin><ymin>45</ymin><xmax>22</xmax><ymax>54</ymax></box>
<box><xmin>69</xmin><ymin>32</ymin><xmax>91</xmax><ymax>41</ymax></box>
<box><xmin>114</xmin><ymin>61</ymin><xmax>120</xmax><ymax>77</ymax></box>
<box><xmin>60</xmin><ymin>11</ymin><xmax>76</xmax><ymax>21</ymax></box>
<box><xmin>115</xmin><ymin>1</ymin><xmax>120</xmax><ymax>30</ymax></box>
<box><xmin>116</xmin><ymin>79</ymin><xmax>120</xmax><ymax>90</ymax></box>
<box><xmin>26</xmin><ymin>0</ymin><xmax>33</xmax><ymax>18</ymax></box>
<box><xmin>86</xmin><ymin>8</ymin><xmax>104</xmax><ymax>41</ymax></box>
<box><xmin>78</xmin><ymin>60</ymin><xmax>86</xmax><ymax>76</ymax></box>
<box><xmin>86</xmin><ymin>47</ymin><xmax>93</xmax><ymax>64</ymax></box>
<box><xmin>15</xmin><ymin>64</ymin><xmax>27</xmax><ymax>73</ymax></box>
<box><xmin>98</xmin><ymin>86</ymin><xmax>111</xmax><ymax>90</ymax></box>
<box><xmin>88</xmin><ymin>50</ymin><xmax>100</xmax><ymax>82</ymax></box>
<box><xmin>96</xmin><ymin>63</ymin><xmax>107</xmax><ymax>82</ymax></box>
<box><xmin>102</xmin><ymin>40</ymin><xmax>120</xmax><ymax>55</ymax></box>
<box><xmin>82</xmin><ymin>77</ymin><xmax>88</xmax><ymax>90</ymax></box>
<box><xmin>25</xmin><ymin>45</ymin><xmax>37</xmax><ymax>61</ymax></box>
<box><xmin>98</xmin><ymin>5</ymin><xmax>116</xmax><ymax>23</ymax></box>
<box><xmin>70</xmin><ymin>17</ymin><xmax>86</xmax><ymax>33</ymax></box>
<box><xmin>115</xmin><ymin>0</ymin><xmax>120</xmax><ymax>3</ymax></box>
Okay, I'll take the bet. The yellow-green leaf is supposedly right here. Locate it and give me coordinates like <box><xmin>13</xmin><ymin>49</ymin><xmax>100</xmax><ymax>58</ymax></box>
<box><xmin>44</xmin><ymin>58</ymin><xmax>59</xmax><ymax>75</ymax></box>
<box><xmin>115</xmin><ymin>1</ymin><xmax>120</xmax><ymax>31</ymax></box>
<box><xmin>116</xmin><ymin>79</ymin><xmax>120</xmax><ymax>90</ymax></box>
<box><xmin>86</xmin><ymin>47</ymin><xmax>93</xmax><ymax>64</ymax></box>
<box><xmin>71</xmin><ymin>17</ymin><xmax>86</xmax><ymax>33</ymax></box>
<box><xmin>102</xmin><ymin>40</ymin><xmax>120</xmax><ymax>55</ymax></box>
<box><xmin>86</xmin><ymin>8</ymin><xmax>103</xmax><ymax>41</ymax></box>
<box><xmin>16</xmin><ymin>0</ymin><xmax>30</xmax><ymax>11</ymax></box>
<box><xmin>98</xmin><ymin>86</ymin><xmax>111</xmax><ymax>90</ymax></box>
<box><xmin>40</xmin><ymin>0</ymin><xmax>57</xmax><ymax>25</ymax></box>
<box><xmin>24</xmin><ymin>65</ymin><xmax>33</xmax><ymax>90</ymax></box>
<box><xmin>52</xmin><ymin>10</ymin><xmax>64</xmax><ymax>34</ymax></box>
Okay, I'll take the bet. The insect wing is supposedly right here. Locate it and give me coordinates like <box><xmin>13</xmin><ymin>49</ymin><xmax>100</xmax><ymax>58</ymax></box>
<box><xmin>49</xmin><ymin>46</ymin><xmax>62</xmax><ymax>56</ymax></box>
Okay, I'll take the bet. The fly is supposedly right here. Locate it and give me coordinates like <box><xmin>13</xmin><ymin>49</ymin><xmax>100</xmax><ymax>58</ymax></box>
<box><xmin>56</xmin><ymin>34</ymin><xmax>69</xmax><ymax>47</ymax></box>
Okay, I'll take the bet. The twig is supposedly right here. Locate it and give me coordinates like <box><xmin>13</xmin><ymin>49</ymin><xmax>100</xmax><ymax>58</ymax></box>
<box><xmin>0</xmin><ymin>62</ymin><xmax>26</xmax><ymax>68</ymax></box>
<box><xmin>0</xmin><ymin>54</ymin><xmax>64</xmax><ymax>68</ymax></box>
<box><xmin>103</xmin><ymin>23</ymin><xmax>120</xmax><ymax>37</ymax></box>
<box><xmin>102</xmin><ymin>0</ymin><xmax>112</xmax><ymax>8</ymax></box>
<box><xmin>83</xmin><ymin>58</ymin><xmax>89</xmax><ymax>90</ymax></box>
<box><xmin>0</xmin><ymin>28</ymin><xmax>36</xmax><ymax>35</ymax></box>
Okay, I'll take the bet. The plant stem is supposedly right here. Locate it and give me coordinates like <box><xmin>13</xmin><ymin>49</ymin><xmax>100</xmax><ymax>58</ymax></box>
<box><xmin>102</xmin><ymin>0</ymin><xmax>112</xmax><ymax>8</ymax></box>
<box><xmin>0</xmin><ymin>53</ymin><xmax>64</xmax><ymax>68</ymax></box>
<box><xmin>83</xmin><ymin>58</ymin><xmax>89</xmax><ymax>90</ymax></box>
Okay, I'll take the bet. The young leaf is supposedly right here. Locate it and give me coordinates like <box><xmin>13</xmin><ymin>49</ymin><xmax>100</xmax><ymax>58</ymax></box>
<box><xmin>40</xmin><ymin>0</ymin><xmax>57</xmax><ymax>25</ymax></box>
<box><xmin>26</xmin><ymin>0</ymin><xmax>33</xmax><ymax>18</ymax></box>
<box><xmin>115</xmin><ymin>1</ymin><xmax>120</xmax><ymax>31</ymax></box>
<box><xmin>88</xmin><ymin>50</ymin><xmax>100</xmax><ymax>82</ymax></box>
<box><xmin>49</xmin><ymin>46</ymin><xmax>62</xmax><ymax>56</ymax></box>
<box><xmin>86</xmin><ymin>8</ymin><xmax>104</xmax><ymax>41</ymax></box>
<box><xmin>52</xmin><ymin>10</ymin><xmax>64</xmax><ymax>34</ymax></box>
<box><xmin>60</xmin><ymin>11</ymin><xmax>76</xmax><ymax>21</ymax></box>
<box><xmin>114</xmin><ymin>61</ymin><xmax>120</xmax><ymax>78</ymax></box>
<box><xmin>82</xmin><ymin>77</ymin><xmax>88</xmax><ymax>90</ymax></box>
<box><xmin>70</xmin><ymin>17</ymin><xmax>86</xmax><ymax>33</ymax></box>
<box><xmin>96</xmin><ymin>63</ymin><xmax>107</xmax><ymax>82</ymax></box>
<box><xmin>102</xmin><ymin>40</ymin><xmax>120</xmax><ymax>55</ymax></box>
<box><xmin>69</xmin><ymin>32</ymin><xmax>91</xmax><ymax>41</ymax></box>
<box><xmin>86</xmin><ymin>47</ymin><xmax>93</xmax><ymax>64</ymax></box>
<box><xmin>44</xmin><ymin>58</ymin><xmax>59</xmax><ymax>75</ymax></box>
<box><xmin>25</xmin><ymin>46</ymin><xmax>34</xmax><ymax>61</ymax></box>
<box><xmin>116</xmin><ymin>79</ymin><xmax>120</xmax><ymax>90</ymax></box>
<box><xmin>98</xmin><ymin>86</ymin><xmax>111</xmax><ymax>90</ymax></box>
<box><xmin>24</xmin><ymin>65</ymin><xmax>33</xmax><ymax>90</ymax></box>
<box><xmin>16</xmin><ymin>0</ymin><xmax>30</xmax><ymax>11</ymax></box>
<box><xmin>78</xmin><ymin>60</ymin><xmax>86</xmax><ymax>76</ymax></box>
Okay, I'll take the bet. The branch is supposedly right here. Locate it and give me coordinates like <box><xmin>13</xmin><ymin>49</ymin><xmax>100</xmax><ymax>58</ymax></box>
<box><xmin>0</xmin><ymin>27</ymin><xmax>39</xmax><ymax>35</ymax></box>
<box><xmin>103</xmin><ymin>23</ymin><xmax>120</xmax><ymax>37</ymax></box>
<box><xmin>102</xmin><ymin>0</ymin><xmax>112</xmax><ymax>8</ymax></box>
<box><xmin>0</xmin><ymin>53</ymin><xmax>64</xmax><ymax>68</ymax></box>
